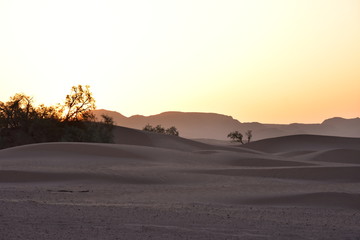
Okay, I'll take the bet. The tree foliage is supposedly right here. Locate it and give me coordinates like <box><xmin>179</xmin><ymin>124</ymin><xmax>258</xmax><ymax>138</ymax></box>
<box><xmin>227</xmin><ymin>131</ymin><xmax>244</xmax><ymax>144</ymax></box>
<box><xmin>0</xmin><ymin>85</ymin><xmax>114</xmax><ymax>149</ymax></box>
<box><xmin>165</xmin><ymin>126</ymin><xmax>179</xmax><ymax>136</ymax></box>
<box><xmin>227</xmin><ymin>130</ymin><xmax>253</xmax><ymax>144</ymax></box>
<box><xmin>0</xmin><ymin>94</ymin><xmax>37</xmax><ymax>129</ymax></box>
<box><xmin>142</xmin><ymin>124</ymin><xmax>179</xmax><ymax>136</ymax></box>
<box><xmin>64</xmin><ymin>85</ymin><xmax>95</xmax><ymax>122</ymax></box>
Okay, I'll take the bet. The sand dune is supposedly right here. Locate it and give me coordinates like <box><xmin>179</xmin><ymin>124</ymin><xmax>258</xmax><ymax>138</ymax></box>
<box><xmin>113</xmin><ymin>125</ymin><xmax>218</xmax><ymax>151</ymax></box>
<box><xmin>239</xmin><ymin>192</ymin><xmax>360</xmax><ymax>210</ymax></box>
<box><xmin>193</xmin><ymin>166</ymin><xmax>360</xmax><ymax>182</ymax></box>
<box><xmin>309</xmin><ymin>148</ymin><xmax>360</xmax><ymax>164</ymax></box>
<box><xmin>243</xmin><ymin>134</ymin><xmax>360</xmax><ymax>153</ymax></box>
<box><xmin>0</xmin><ymin>130</ymin><xmax>360</xmax><ymax>239</ymax></box>
<box><xmin>112</xmin><ymin>125</ymin><xmax>260</xmax><ymax>154</ymax></box>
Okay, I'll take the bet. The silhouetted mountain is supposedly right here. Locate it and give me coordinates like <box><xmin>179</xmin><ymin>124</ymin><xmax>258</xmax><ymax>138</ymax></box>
<box><xmin>93</xmin><ymin>109</ymin><xmax>360</xmax><ymax>140</ymax></box>
<box><xmin>321</xmin><ymin>117</ymin><xmax>360</xmax><ymax>136</ymax></box>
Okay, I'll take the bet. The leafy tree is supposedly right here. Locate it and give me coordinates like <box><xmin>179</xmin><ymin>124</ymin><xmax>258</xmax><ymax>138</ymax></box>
<box><xmin>0</xmin><ymin>85</ymin><xmax>114</xmax><ymax>149</ymax></box>
<box><xmin>100</xmin><ymin>114</ymin><xmax>114</xmax><ymax>126</ymax></box>
<box><xmin>143</xmin><ymin>124</ymin><xmax>155</xmax><ymax>132</ymax></box>
<box><xmin>155</xmin><ymin>125</ymin><xmax>165</xmax><ymax>134</ymax></box>
<box><xmin>63</xmin><ymin>85</ymin><xmax>95</xmax><ymax>122</ymax></box>
<box><xmin>0</xmin><ymin>94</ymin><xmax>37</xmax><ymax>129</ymax></box>
<box><xmin>165</xmin><ymin>126</ymin><xmax>179</xmax><ymax>136</ymax></box>
<box><xmin>36</xmin><ymin>104</ymin><xmax>63</xmax><ymax>121</ymax></box>
<box><xmin>227</xmin><ymin>131</ymin><xmax>244</xmax><ymax>144</ymax></box>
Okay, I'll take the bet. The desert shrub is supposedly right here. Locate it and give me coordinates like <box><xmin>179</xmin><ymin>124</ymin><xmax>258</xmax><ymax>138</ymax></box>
<box><xmin>165</xmin><ymin>126</ymin><xmax>179</xmax><ymax>136</ymax></box>
<box><xmin>143</xmin><ymin>124</ymin><xmax>179</xmax><ymax>136</ymax></box>
<box><xmin>227</xmin><ymin>130</ymin><xmax>253</xmax><ymax>144</ymax></box>
<box><xmin>143</xmin><ymin>124</ymin><xmax>154</xmax><ymax>132</ymax></box>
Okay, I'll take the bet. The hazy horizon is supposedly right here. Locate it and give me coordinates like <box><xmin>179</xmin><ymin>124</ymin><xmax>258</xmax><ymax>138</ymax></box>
<box><xmin>94</xmin><ymin>108</ymin><xmax>360</xmax><ymax>125</ymax></box>
<box><xmin>1</xmin><ymin>0</ymin><xmax>359</xmax><ymax>124</ymax></box>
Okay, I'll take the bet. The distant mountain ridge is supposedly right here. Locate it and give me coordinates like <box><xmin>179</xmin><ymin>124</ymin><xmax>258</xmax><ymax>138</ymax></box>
<box><xmin>93</xmin><ymin>109</ymin><xmax>360</xmax><ymax>141</ymax></box>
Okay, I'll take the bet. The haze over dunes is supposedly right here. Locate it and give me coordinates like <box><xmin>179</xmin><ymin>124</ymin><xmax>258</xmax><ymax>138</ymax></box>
<box><xmin>1</xmin><ymin>127</ymin><xmax>360</xmax><ymax>239</ymax></box>
<box><xmin>94</xmin><ymin>109</ymin><xmax>360</xmax><ymax>140</ymax></box>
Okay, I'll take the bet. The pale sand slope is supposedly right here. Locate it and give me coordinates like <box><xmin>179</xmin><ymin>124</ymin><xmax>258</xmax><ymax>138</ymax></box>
<box><xmin>0</xmin><ymin>128</ymin><xmax>360</xmax><ymax>239</ymax></box>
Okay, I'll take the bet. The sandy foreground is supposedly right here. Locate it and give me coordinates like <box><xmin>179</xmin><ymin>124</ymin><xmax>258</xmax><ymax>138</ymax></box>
<box><xmin>0</xmin><ymin>127</ymin><xmax>360</xmax><ymax>239</ymax></box>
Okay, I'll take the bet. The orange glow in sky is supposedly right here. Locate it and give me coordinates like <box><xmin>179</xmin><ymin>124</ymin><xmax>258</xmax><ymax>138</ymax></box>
<box><xmin>0</xmin><ymin>0</ymin><xmax>359</xmax><ymax>123</ymax></box>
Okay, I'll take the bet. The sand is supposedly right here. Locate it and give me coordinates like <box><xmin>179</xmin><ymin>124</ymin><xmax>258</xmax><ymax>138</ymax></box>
<box><xmin>0</xmin><ymin>127</ymin><xmax>360</xmax><ymax>239</ymax></box>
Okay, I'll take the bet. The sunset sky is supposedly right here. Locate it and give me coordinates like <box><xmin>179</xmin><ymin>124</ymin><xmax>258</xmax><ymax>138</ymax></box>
<box><xmin>0</xmin><ymin>0</ymin><xmax>359</xmax><ymax>123</ymax></box>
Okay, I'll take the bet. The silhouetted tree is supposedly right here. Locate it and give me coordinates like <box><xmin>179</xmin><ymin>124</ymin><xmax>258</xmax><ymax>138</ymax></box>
<box><xmin>0</xmin><ymin>85</ymin><xmax>114</xmax><ymax>149</ymax></box>
<box><xmin>100</xmin><ymin>114</ymin><xmax>114</xmax><ymax>126</ymax></box>
<box><xmin>36</xmin><ymin>104</ymin><xmax>63</xmax><ymax>121</ymax></box>
<box><xmin>165</xmin><ymin>126</ymin><xmax>179</xmax><ymax>136</ymax></box>
<box><xmin>143</xmin><ymin>124</ymin><xmax>155</xmax><ymax>132</ymax></box>
<box><xmin>155</xmin><ymin>125</ymin><xmax>165</xmax><ymax>134</ymax></box>
<box><xmin>63</xmin><ymin>85</ymin><xmax>95</xmax><ymax>122</ymax></box>
<box><xmin>0</xmin><ymin>94</ymin><xmax>37</xmax><ymax>129</ymax></box>
<box><xmin>143</xmin><ymin>124</ymin><xmax>179</xmax><ymax>136</ymax></box>
<box><xmin>245</xmin><ymin>130</ymin><xmax>252</xmax><ymax>143</ymax></box>
<box><xmin>227</xmin><ymin>131</ymin><xmax>244</xmax><ymax>144</ymax></box>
